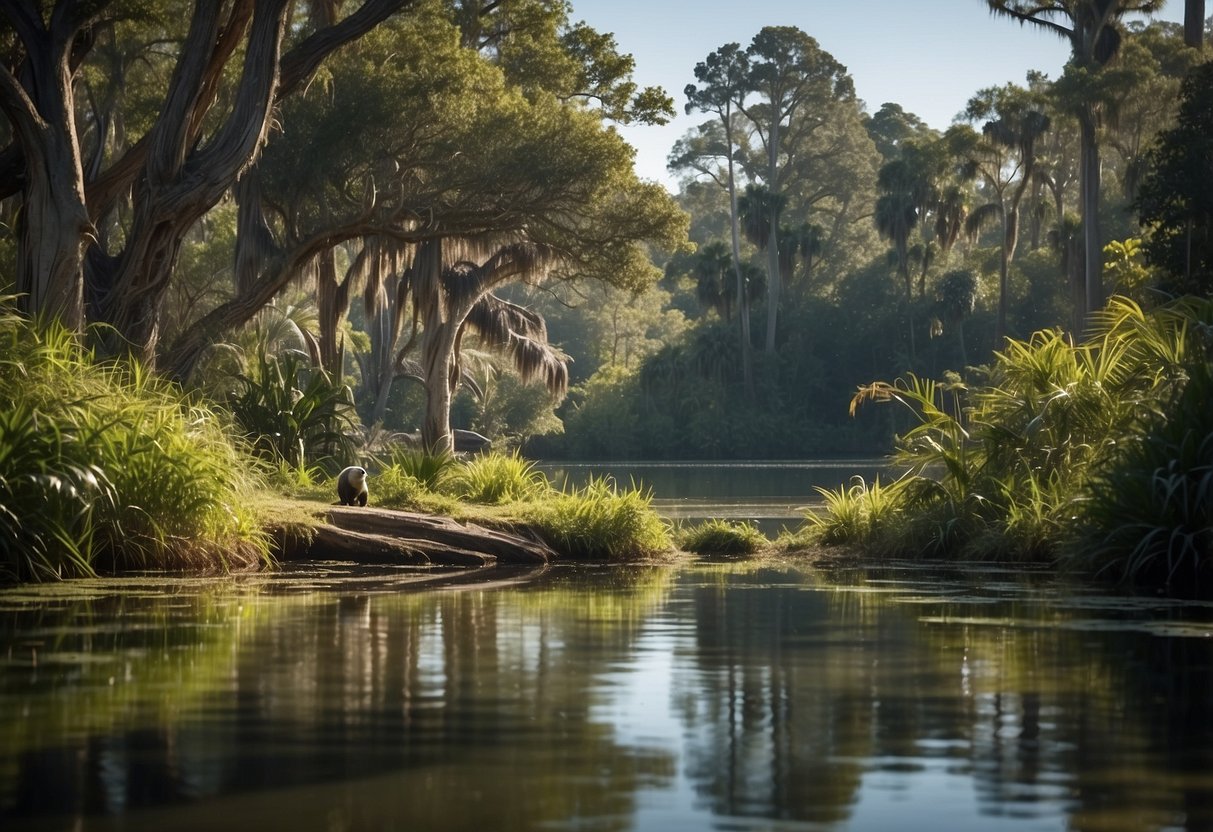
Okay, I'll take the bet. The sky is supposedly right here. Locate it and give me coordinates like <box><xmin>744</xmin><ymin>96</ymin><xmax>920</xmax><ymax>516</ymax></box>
<box><xmin>569</xmin><ymin>0</ymin><xmax>1189</xmax><ymax>190</ymax></box>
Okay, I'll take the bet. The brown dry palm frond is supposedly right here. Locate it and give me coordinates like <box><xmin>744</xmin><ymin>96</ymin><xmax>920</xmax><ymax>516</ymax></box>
<box><xmin>465</xmin><ymin>293</ymin><xmax>569</xmax><ymax>396</ymax></box>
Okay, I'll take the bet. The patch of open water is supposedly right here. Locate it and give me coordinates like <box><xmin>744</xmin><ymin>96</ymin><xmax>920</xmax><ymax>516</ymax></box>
<box><xmin>2</xmin><ymin>559</ymin><xmax>1212</xmax><ymax>831</ymax></box>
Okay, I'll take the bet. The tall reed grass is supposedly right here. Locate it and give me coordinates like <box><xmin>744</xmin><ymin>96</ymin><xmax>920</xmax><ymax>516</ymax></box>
<box><xmin>0</xmin><ymin>305</ymin><xmax>268</xmax><ymax>581</ymax></box>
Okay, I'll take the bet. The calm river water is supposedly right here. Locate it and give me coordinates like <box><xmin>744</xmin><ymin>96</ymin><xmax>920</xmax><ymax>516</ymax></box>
<box><xmin>3</xmin><ymin>559</ymin><xmax>1213</xmax><ymax>831</ymax></box>
<box><xmin>538</xmin><ymin>460</ymin><xmax>889</xmax><ymax>535</ymax></box>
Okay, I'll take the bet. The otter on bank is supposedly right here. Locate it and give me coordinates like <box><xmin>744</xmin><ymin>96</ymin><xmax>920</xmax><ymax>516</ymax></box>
<box><xmin>336</xmin><ymin>466</ymin><xmax>369</xmax><ymax>506</ymax></box>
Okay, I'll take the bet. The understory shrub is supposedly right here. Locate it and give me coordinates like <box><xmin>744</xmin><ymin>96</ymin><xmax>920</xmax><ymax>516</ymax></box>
<box><xmin>1070</xmin><ymin>359</ymin><xmax>1213</xmax><ymax>592</ymax></box>
<box><xmin>811</xmin><ymin>297</ymin><xmax>1213</xmax><ymax>590</ymax></box>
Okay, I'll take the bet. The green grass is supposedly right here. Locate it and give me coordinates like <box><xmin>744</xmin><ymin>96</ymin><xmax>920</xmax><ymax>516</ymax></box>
<box><xmin>387</xmin><ymin>447</ymin><xmax>459</xmax><ymax>491</ymax></box>
<box><xmin>524</xmin><ymin>476</ymin><xmax>672</xmax><ymax>560</ymax></box>
<box><xmin>0</xmin><ymin>305</ymin><xmax>269</xmax><ymax>581</ymax></box>
<box><xmin>447</xmin><ymin>452</ymin><xmax>552</xmax><ymax>504</ymax></box>
<box><xmin>803</xmin><ymin>476</ymin><xmax>908</xmax><ymax>550</ymax></box>
<box><xmin>679</xmin><ymin>519</ymin><xmax>768</xmax><ymax>556</ymax></box>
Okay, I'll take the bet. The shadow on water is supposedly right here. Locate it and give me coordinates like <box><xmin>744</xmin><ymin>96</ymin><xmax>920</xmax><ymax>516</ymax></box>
<box><xmin>2</xmin><ymin>560</ymin><xmax>1213</xmax><ymax>831</ymax></box>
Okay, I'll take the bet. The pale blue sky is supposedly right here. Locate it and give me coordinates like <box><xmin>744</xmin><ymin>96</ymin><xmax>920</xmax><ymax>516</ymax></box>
<box><xmin>570</xmin><ymin>0</ymin><xmax>1187</xmax><ymax>189</ymax></box>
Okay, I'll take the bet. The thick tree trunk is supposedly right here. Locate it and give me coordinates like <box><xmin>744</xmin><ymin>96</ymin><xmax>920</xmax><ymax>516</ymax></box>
<box><xmin>96</xmin><ymin>0</ymin><xmax>291</xmax><ymax>364</ymax></box>
<box><xmin>0</xmin><ymin>9</ymin><xmax>92</xmax><ymax>331</ymax></box>
<box><xmin>17</xmin><ymin>135</ymin><xmax>89</xmax><ymax>329</ymax></box>
<box><xmin>421</xmin><ymin>321</ymin><xmax>458</xmax><ymax>454</ymax></box>
<box><xmin>316</xmin><ymin>248</ymin><xmax>350</xmax><ymax>376</ymax></box>
<box><xmin>1186</xmin><ymin>0</ymin><xmax>1206</xmax><ymax>49</ymax></box>
<box><xmin>1079</xmin><ymin>113</ymin><xmax>1104</xmax><ymax>324</ymax></box>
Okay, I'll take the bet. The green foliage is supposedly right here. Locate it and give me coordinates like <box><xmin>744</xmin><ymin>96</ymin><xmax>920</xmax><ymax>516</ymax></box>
<box><xmin>679</xmin><ymin>519</ymin><xmax>767</xmax><ymax>556</ymax></box>
<box><xmin>815</xmin><ymin>296</ymin><xmax>1213</xmax><ymax>590</ymax></box>
<box><xmin>1071</xmin><ymin>359</ymin><xmax>1213</xmax><ymax>590</ymax></box>
<box><xmin>1135</xmin><ymin>60</ymin><xmax>1213</xmax><ymax>296</ymax></box>
<box><xmin>804</xmin><ymin>477</ymin><xmax>910</xmax><ymax>551</ymax></box>
<box><xmin>525</xmin><ymin>476</ymin><xmax>672</xmax><ymax>560</ymax></box>
<box><xmin>386</xmin><ymin>446</ymin><xmax>459</xmax><ymax>492</ymax></box>
<box><xmin>448</xmin><ymin>452</ymin><xmax>552</xmax><ymax>504</ymax></box>
<box><xmin>0</xmin><ymin>306</ymin><xmax>268</xmax><ymax>581</ymax></box>
<box><xmin>1103</xmin><ymin>237</ymin><xmax>1154</xmax><ymax>302</ymax></box>
<box><xmin>365</xmin><ymin>466</ymin><xmax>428</xmax><ymax>509</ymax></box>
<box><xmin>227</xmin><ymin>352</ymin><xmax>359</xmax><ymax>470</ymax></box>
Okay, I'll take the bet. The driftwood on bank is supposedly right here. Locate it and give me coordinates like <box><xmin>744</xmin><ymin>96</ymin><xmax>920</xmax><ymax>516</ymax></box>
<box><xmin>275</xmin><ymin>505</ymin><xmax>555</xmax><ymax>567</ymax></box>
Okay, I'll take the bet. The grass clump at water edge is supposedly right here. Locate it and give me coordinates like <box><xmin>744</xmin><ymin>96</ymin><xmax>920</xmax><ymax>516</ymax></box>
<box><xmin>679</xmin><ymin>519</ymin><xmax>768</xmax><ymax>556</ymax></box>
<box><xmin>524</xmin><ymin>476</ymin><xmax>672</xmax><ymax>560</ymax></box>
<box><xmin>0</xmin><ymin>306</ymin><xmax>270</xmax><ymax>581</ymax></box>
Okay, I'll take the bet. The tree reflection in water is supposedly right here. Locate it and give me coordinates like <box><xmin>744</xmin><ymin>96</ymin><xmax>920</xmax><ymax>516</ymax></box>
<box><xmin>2</xmin><ymin>562</ymin><xmax>1213</xmax><ymax>831</ymax></box>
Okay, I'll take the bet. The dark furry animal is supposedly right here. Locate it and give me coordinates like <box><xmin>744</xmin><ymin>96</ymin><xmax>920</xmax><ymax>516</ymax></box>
<box><xmin>336</xmin><ymin>466</ymin><xmax>369</xmax><ymax>506</ymax></box>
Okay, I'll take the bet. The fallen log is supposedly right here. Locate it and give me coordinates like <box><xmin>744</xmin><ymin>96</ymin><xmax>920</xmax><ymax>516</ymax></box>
<box><xmin>324</xmin><ymin>506</ymin><xmax>554</xmax><ymax>565</ymax></box>
<box><xmin>275</xmin><ymin>504</ymin><xmax>555</xmax><ymax>570</ymax></box>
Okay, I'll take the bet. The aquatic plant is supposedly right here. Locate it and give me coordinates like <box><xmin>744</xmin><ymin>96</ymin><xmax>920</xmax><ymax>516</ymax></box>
<box><xmin>804</xmin><ymin>476</ymin><xmax>911</xmax><ymax>552</ymax></box>
<box><xmin>679</xmin><ymin>519</ymin><xmax>767</xmax><ymax>556</ymax></box>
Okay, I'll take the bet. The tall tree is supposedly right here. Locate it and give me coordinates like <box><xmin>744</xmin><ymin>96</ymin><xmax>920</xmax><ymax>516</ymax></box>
<box><xmin>1134</xmin><ymin>60</ymin><xmax>1213</xmax><ymax>295</ymax></box>
<box><xmin>960</xmin><ymin>84</ymin><xmax>1050</xmax><ymax>343</ymax></box>
<box><xmin>987</xmin><ymin>0</ymin><xmax>1163</xmax><ymax>324</ymax></box>
<box><xmin>0</xmin><ymin>0</ymin><xmax>418</xmax><ymax>362</ymax></box>
<box><xmin>681</xmin><ymin>43</ymin><xmax>754</xmax><ymax>394</ymax></box>
<box><xmin>738</xmin><ymin>26</ymin><xmax>853</xmax><ymax>353</ymax></box>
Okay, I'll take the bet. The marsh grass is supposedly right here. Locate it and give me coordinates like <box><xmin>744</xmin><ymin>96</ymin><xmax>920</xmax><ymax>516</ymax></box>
<box><xmin>679</xmin><ymin>519</ymin><xmax>768</xmax><ymax>556</ymax></box>
<box><xmin>447</xmin><ymin>452</ymin><xmax>552</xmax><ymax>504</ymax></box>
<box><xmin>387</xmin><ymin>447</ymin><xmax>459</xmax><ymax>492</ymax></box>
<box><xmin>525</xmin><ymin>476</ymin><xmax>672</xmax><ymax>560</ymax></box>
<box><xmin>0</xmin><ymin>306</ymin><xmax>269</xmax><ymax>581</ymax></box>
<box><xmin>803</xmin><ymin>477</ymin><xmax>909</xmax><ymax>552</ymax></box>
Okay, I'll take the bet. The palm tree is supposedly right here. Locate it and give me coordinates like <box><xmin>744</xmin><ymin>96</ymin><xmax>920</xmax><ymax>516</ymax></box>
<box><xmin>961</xmin><ymin>87</ymin><xmax>1051</xmax><ymax>343</ymax></box>
<box><xmin>934</xmin><ymin>184</ymin><xmax>970</xmax><ymax>258</ymax></box>
<box><xmin>738</xmin><ymin>182</ymin><xmax>787</xmax><ymax>348</ymax></box>
<box><xmin>778</xmin><ymin>222</ymin><xmax>825</xmax><ymax>294</ymax></box>
<box><xmin>874</xmin><ymin>186</ymin><xmax>919</xmax><ymax>302</ymax></box>
<box><xmin>693</xmin><ymin>241</ymin><xmax>736</xmax><ymax>321</ymax></box>
<box><xmin>986</xmin><ymin>0</ymin><xmax>1164</xmax><ymax>324</ymax></box>
<box><xmin>935</xmin><ymin>269</ymin><xmax>980</xmax><ymax>369</ymax></box>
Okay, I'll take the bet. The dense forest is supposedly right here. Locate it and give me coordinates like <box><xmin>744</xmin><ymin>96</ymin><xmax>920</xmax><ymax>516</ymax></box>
<box><xmin>0</xmin><ymin>0</ymin><xmax>1210</xmax><ymax>590</ymax></box>
<box><xmin>1</xmin><ymin>0</ymin><xmax>1209</xmax><ymax>464</ymax></box>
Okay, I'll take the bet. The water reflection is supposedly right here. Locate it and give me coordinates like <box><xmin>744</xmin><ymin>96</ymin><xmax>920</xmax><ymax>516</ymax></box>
<box><xmin>2</xmin><ymin>562</ymin><xmax>1213</xmax><ymax>831</ymax></box>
